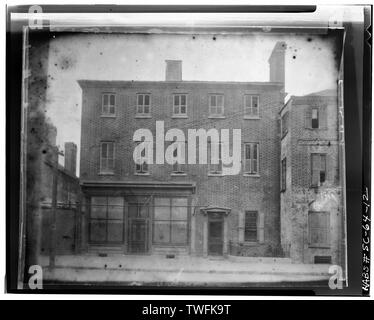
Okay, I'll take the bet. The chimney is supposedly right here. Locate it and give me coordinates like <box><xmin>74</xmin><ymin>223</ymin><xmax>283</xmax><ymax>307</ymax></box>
<box><xmin>64</xmin><ymin>142</ymin><xmax>77</xmax><ymax>176</ymax></box>
<box><xmin>268</xmin><ymin>41</ymin><xmax>286</xmax><ymax>84</ymax></box>
<box><xmin>165</xmin><ymin>60</ymin><xmax>182</xmax><ymax>81</ymax></box>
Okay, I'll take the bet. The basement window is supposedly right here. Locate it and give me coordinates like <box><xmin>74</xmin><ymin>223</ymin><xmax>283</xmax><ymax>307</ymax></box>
<box><xmin>314</xmin><ymin>256</ymin><xmax>332</xmax><ymax>264</ymax></box>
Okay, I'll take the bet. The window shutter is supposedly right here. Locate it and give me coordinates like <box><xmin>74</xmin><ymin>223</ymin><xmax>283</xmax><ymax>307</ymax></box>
<box><xmin>187</xmin><ymin>94</ymin><xmax>191</xmax><ymax>116</ymax></box>
<box><xmin>305</xmin><ymin>106</ymin><xmax>312</xmax><ymax>128</ymax></box>
<box><xmin>169</xmin><ymin>95</ymin><xmax>173</xmax><ymax>115</ymax></box>
<box><xmin>252</xmin><ymin>144</ymin><xmax>258</xmax><ymax>174</ymax></box>
<box><xmin>320</xmin><ymin>104</ymin><xmax>328</xmax><ymax>129</ymax></box>
<box><xmin>258</xmin><ymin>211</ymin><xmax>265</xmax><ymax>243</ymax></box>
<box><xmin>311</xmin><ymin>154</ymin><xmax>320</xmax><ymax>187</ymax></box>
<box><xmin>249</xmin><ymin>144</ymin><xmax>253</xmax><ymax>173</ymax></box>
<box><xmin>130</xmin><ymin>94</ymin><xmax>136</xmax><ymax>113</ymax></box>
<box><xmin>238</xmin><ymin>211</ymin><xmax>244</xmax><ymax>242</ymax></box>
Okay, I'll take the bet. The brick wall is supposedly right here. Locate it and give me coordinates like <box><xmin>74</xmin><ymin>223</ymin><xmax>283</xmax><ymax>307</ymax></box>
<box><xmin>280</xmin><ymin>92</ymin><xmax>343</xmax><ymax>264</ymax></box>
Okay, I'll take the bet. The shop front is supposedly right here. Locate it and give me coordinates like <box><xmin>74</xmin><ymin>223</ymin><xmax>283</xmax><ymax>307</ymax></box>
<box><xmin>80</xmin><ymin>181</ymin><xmax>195</xmax><ymax>255</ymax></box>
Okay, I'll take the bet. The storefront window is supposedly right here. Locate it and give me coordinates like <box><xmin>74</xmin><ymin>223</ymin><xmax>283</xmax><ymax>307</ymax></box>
<box><xmin>153</xmin><ymin>197</ymin><xmax>188</xmax><ymax>245</ymax></box>
<box><xmin>90</xmin><ymin>196</ymin><xmax>124</xmax><ymax>243</ymax></box>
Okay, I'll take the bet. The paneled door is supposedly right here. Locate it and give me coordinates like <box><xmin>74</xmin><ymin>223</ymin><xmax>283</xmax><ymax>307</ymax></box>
<box><xmin>128</xmin><ymin>219</ymin><xmax>148</xmax><ymax>253</ymax></box>
<box><xmin>208</xmin><ymin>213</ymin><xmax>224</xmax><ymax>256</ymax></box>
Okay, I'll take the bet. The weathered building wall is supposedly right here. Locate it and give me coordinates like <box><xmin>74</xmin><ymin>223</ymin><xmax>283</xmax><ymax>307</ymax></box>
<box><xmin>280</xmin><ymin>92</ymin><xmax>343</xmax><ymax>264</ymax></box>
<box><xmin>41</xmin><ymin>162</ymin><xmax>80</xmax><ymax>205</ymax></box>
<box><xmin>280</xmin><ymin>100</ymin><xmax>293</xmax><ymax>257</ymax></box>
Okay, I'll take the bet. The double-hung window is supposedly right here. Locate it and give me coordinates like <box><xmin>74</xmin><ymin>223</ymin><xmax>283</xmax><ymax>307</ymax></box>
<box><xmin>244</xmin><ymin>95</ymin><xmax>259</xmax><ymax>117</ymax></box>
<box><xmin>244</xmin><ymin>143</ymin><xmax>259</xmax><ymax>175</ymax></box>
<box><xmin>135</xmin><ymin>141</ymin><xmax>149</xmax><ymax>174</ymax></box>
<box><xmin>306</xmin><ymin>106</ymin><xmax>327</xmax><ymax>129</ymax></box>
<box><xmin>102</xmin><ymin>93</ymin><xmax>116</xmax><ymax>116</ymax></box>
<box><xmin>311</xmin><ymin>153</ymin><xmax>327</xmax><ymax>187</ymax></box>
<box><xmin>311</xmin><ymin>107</ymin><xmax>319</xmax><ymax>128</ymax></box>
<box><xmin>137</xmin><ymin>93</ymin><xmax>151</xmax><ymax>115</ymax></box>
<box><xmin>209</xmin><ymin>94</ymin><xmax>224</xmax><ymax>117</ymax></box>
<box><xmin>173</xmin><ymin>94</ymin><xmax>187</xmax><ymax>116</ymax></box>
<box><xmin>208</xmin><ymin>142</ymin><xmax>223</xmax><ymax>174</ymax></box>
<box><xmin>100</xmin><ymin>142</ymin><xmax>115</xmax><ymax>174</ymax></box>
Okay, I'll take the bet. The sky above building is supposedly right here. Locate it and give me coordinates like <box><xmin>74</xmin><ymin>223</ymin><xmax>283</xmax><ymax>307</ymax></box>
<box><xmin>43</xmin><ymin>32</ymin><xmax>340</xmax><ymax>175</ymax></box>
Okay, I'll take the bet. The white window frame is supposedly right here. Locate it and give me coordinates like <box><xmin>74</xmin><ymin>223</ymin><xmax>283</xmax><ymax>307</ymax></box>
<box><xmin>243</xmin><ymin>142</ymin><xmax>259</xmax><ymax>175</ymax></box>
<box><xmin>173</xmin><ymin>94</ymin><xmax>188</xmax><ymax>116</ymax></box>
<box><xmin>136</xmin><ymin>93</ymin><xmax>151</xmax><ymax>116</ymax></box>
<box><xmin>100</xmin><ymin>142</ymin><xmax>115</xmax><ymax>174</ymax></box>
<box><xmin>209</xmin><ymin>94</ymin><xmax>225</xmax><ymax>117</ymax></box>
<box><xmin>244</xmin><ymin>95</ymin><xmax>260</xmax><ymax>118</ymax></box>
<box><xmin>101</xmin><ymin>93</ymin><xmax>116</xmax><ymax>116</ymax></box>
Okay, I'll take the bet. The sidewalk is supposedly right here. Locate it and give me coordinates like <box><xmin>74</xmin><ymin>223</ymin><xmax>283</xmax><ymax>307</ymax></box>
<box><xmin>40</xmin><ymin>254</ymin><xmax>332</xmax><ymax>285</ymax></box>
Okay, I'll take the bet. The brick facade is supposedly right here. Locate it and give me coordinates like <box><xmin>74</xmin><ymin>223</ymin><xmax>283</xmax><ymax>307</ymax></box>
<box><xmin>78</xmin><ymin>42</ymin><xmax>286</xmax><ymax>258</ymax></box>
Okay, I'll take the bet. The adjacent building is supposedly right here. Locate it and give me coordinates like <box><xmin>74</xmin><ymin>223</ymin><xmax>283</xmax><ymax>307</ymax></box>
<box><xmin>40</xmin><ymin>126</ymin><xmax>81</xmax><ymax>254</ymax></box>
<box><xmin>280</xmin><ymin>88</ymin><xmax>345</xmax><ymax>265</ymax></box>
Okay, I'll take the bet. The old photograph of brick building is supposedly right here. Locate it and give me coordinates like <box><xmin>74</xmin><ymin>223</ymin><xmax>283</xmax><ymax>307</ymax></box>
<box><xmin>23</xmin><ymin>30</ymin><xmax>346</xmax><ymax>286</ymax></box>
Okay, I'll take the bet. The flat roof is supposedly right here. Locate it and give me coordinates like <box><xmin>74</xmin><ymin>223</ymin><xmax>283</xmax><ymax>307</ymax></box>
<box><xmin>78</xmin><ymin>79</ymin><xmax>284</xmax><ymax>89</ymax></box>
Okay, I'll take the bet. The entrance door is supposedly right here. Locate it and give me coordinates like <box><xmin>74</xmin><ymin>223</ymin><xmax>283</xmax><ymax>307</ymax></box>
<box><xmin>208</xmin><ymin>214</ymin><xmax>224</xmax><ymax>256</ymax></box>
<box><xmin>128</xmin><ymin>219</ymin><xmax>148</xmax><ymax>253</ymax></box>
<box><xmin>128</xmin><ymin>203</ymin><xmax>150</xmax><ymax>254</ymax></box>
